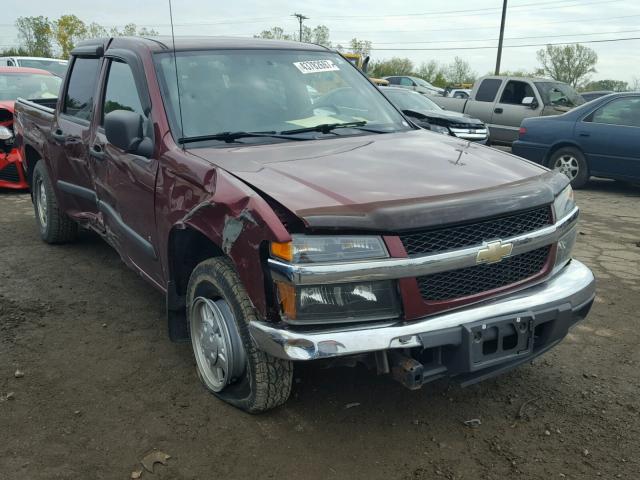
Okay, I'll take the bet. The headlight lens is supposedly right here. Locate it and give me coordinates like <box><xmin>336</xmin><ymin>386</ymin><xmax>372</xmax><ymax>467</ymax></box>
<box><xmin>429</xmin><ymin>124</ymin><xmax>450</xmax><ymax>135</ymax></box>
<box><xmin>553</xmin><ymin>185</ymin><xmax>575</xmax><ymax>219</ymax></box>
<box><xmin>276</xmin><ymin>280</ymin><xmax>400</xmax><ymax>324</ymax></box>
<box><xmin>271</xmin><ymin>235</ymin><xmax>388</xmax><ymax>264</ymax></box>
<box><xmin>555</xmin><ymin>226</ymin><xmax>577</xmax><ymax>268</ymax></box>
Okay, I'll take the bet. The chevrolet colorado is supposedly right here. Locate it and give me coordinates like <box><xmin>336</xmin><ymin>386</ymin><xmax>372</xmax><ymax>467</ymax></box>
<box><xmin>14</xmin><ymin>36</ymin><xmax>595</xmax><ymax>413</ymax></box>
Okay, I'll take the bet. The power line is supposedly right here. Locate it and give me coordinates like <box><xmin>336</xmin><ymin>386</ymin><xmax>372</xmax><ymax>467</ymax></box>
<box><xmin>368</xmin><ymin>36</ymin><xmax>640</xmax><ymax>51</ymax></box>
<box><xmin>338</xmin><ymin>28</ymin><xmax>640</xmax><ymax>46</ymax></box>
<box><xmin>314</xmin><ymin>0</ymin><xmax>622</xmax><ymax>20</ymax></box>
<box><xmin>329</xmin><ymin>13</ymin><xmax>640</xmax><ymax>34</ymax></box>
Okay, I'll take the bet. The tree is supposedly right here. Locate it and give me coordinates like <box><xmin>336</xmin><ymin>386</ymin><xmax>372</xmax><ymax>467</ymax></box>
<box><xmin>16</xmin><ymin>16</ymin><xmax>53</xmax><ymax>57</ymax></box>
<box><xmin>415</xmin><ymin>60</ymin><xmax>442</xmax><ymax>83</ymax></box>
<box><xmin>85</xmin><ymin>22</ymin><xmax>109</xmax><ymax>39</ymax></box>
<box><xmin>446</xmin><ymin>56</ymin><xmax>477</xmax><ymax>84</ymax></box>
<box><xmin>632</xmin><ymin>77</ymin><xmax>640</xmax><ymax>91</ymax></box>
<box><xmin>254</xmin><ymin>26</ymin><xmax>293</xmax><ymax>41</ymax></box>
<box><xmin>369</xmin><ymin>57</ymin><xmax>414</xmax><ymax>78</ymax></box>
<box><xmin>53</xmin><ymin>15</ymin><xmax>87</xmax><ymax>59</ymax></box>
<box><xmin>536</xmin><ymin>43</ymin><xmax>598</xmax><ymax>88</ymax></box>
<box><xmin>582</xmin><ymin>79</ymin><xmax>628</xmax><ymax>92</ymax></box>
<box><xmin>349</xmin><ymin>38</ymin><xmax>372</xmax><ymax>57</ymax></box>
<box><xmin>0</xmin><ymin>47</ymin><xmax>31</xmax><ymax>57</ymax></box>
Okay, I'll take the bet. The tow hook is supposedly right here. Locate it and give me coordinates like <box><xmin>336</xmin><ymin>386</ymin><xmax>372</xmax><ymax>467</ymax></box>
<box><xmin>390</xmin><ymin>351</ymin><xmax>424</xmax><ymax>390</ymax></box>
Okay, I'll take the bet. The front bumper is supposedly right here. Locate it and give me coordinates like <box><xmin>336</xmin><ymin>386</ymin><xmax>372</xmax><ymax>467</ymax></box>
<box><xmin>249</xmin><ymin>259</ymin><xmax>595</xmax><ymax>361</ymax></box>
<box><xmin>0</xmin><ymin>148</ymin><xmax>28</xmax><ymax>189</ymax></box>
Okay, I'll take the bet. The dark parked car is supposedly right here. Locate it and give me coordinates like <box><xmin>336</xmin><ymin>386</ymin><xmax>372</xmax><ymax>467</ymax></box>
<box><xmin>581</xmin><ymin>90</ymin><xmax>613</xmax><ymax>103</ymax></box>
<box><xmin>513</xmin><ymin>93</ymin><xmax>640</xmax><ymax>188</ymax></box>
<box><xmin>381</xmin><ymin>86</ymin><xmax>488</xmax><ymax>143</ymax></box>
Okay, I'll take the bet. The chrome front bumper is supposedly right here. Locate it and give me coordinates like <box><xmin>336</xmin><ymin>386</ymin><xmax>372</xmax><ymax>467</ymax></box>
<box><xmin>249</xmin><ymin>260</ymin><xmax>595</xmax><ymax>361</ymax></box>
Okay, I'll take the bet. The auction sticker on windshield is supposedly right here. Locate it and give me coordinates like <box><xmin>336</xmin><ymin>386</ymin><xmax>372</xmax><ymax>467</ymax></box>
<box><xmin>294</xmin><ymin>60</ymin><xmax>340</xmax><ymax>74</ymax></box>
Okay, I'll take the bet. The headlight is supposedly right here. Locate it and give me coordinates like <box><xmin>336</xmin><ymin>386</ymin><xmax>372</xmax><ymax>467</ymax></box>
<box><xmin>429</xmin><ymin>124</ymin><xmax>450</xmax><ymax>135</ymax></box>
<box><xmin>555</xmin><ymin>226</ymin><xmax>577</xmax><ymax>269</ymax></box>
<box><xmin>271</xmin><ymin>235</ymin><xmax>388</xmax><ymax>264</ymax></box>
<box><xmin>0</xmin><ymin>126</ymin><xmax>13</xmax><ymax>141</ymax></box>
<box><xmin>271</xmin><ymin>236</ymin><xmax>400</xmax><ymax>323</ymax></box>
<box><xmin>553</xmin><ymin>185</ymin><xmax>575</xmax><ymax>219</ymax></box>
<box><xmin>553</xmin><ymin>185</ymin><xmax>578</xmax><ymax>268</ymax></box>
<box><xmin>276</xmin><ymin>280</ymin><xmax>401</xmax><ymax>324</ymax></box>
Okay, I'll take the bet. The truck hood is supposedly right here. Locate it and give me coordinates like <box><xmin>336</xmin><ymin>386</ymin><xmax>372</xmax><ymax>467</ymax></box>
<box><xmin>189</xmin><ymin>130</ymin><xmax>567</xmax><ymax>231</ymax></box>
<box><xmin>408</xmin><ymin>109</ymin><xmax>484</xmax><ymax>126</ymax></box>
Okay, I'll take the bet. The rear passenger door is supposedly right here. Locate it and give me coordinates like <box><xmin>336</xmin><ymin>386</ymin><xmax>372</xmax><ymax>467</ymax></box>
<box><xmin>491</xmin><ymin>80</ymin><xmax>542</xmax><ymax>143</ymax></box>
<box><xmin>465</xmin><ymin>78</ymin><xmax>502</xmax><ymax>126</ymax></box>
<box><xmin>578</xmin><ymin>96</ymin><xmax>640</xmax><ymax>181</ymax></box>
<box><xmin>49</xmin><ymin>54</ymin><xmax>102</xmax><ymax>217</ymax></box>
<box><xmin>90</xmin><ymin>53</ymin><xmax>162</xmax><ymax>284</ymax></box>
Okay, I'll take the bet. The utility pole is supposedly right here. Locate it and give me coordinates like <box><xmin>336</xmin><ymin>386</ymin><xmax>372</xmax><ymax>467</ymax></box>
<box><xmin>292</xmin><ymin>13</ymin><xmax>309</xmax><ymax>42</ymax></box>
<box><xmin>494</xmin><ymin>0</ymin><xmax>508</xmax><ymax>75</ymax></box>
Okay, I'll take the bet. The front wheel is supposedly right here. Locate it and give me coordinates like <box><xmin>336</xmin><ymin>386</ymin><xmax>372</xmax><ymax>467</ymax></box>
<box><xmin>32</xmin><ymin>161</ymin><xmax>78</xmax><ymax>243</ymax></box>
<box><xmin>186</xmin><ymin>257</ymin><xmax>293</xmax><ymax>413</ymax></box>
<box><xmin>549</xmin><ymin>147</ymin><xmax>589</xmax><ymax>189</ymax></box>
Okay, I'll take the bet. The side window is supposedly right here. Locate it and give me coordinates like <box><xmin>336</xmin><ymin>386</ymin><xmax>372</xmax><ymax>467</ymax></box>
<box><xmin>7</xmin><ymin>59</ymin><xmax>15</xmax><ymax>66</ymax></box>
<box><xmin>499</xmin><ymin>80</ymin><xmax>535</xmax><ymax>105</ymax></box>
<box><xmin>475</xmin><ymin>79</ymin><xmax>502</xmax><ymax>102</ymax></box>
<box><xmin>387</xmin><ymin>77</ymin><xmax>399</xmax><ymax>85</ymax></box>
<box><xmin>63</xmin><ymin>57</ymin><xmax>101</xmax><ymax>121</ymax></box>
<box><xmin>102</xmin><ymin>60</ymin><xmax>144</xmax><ymax>123</ymax></box>
<box><xmin>589</xmin><ymin>97</ymin><xmax>640</xmax><ymax>127</ymax></box>
<box><xmin>399</xmin><ymin>77</ymin><xmax>414</xmax><ymax>87</ymax></box>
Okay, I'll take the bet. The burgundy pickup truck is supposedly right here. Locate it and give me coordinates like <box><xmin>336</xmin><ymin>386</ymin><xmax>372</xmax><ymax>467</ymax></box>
<box><xmin>14</xmin><ymin>37</ymin><xmax>595</xmax><ymax>413</ymax></box>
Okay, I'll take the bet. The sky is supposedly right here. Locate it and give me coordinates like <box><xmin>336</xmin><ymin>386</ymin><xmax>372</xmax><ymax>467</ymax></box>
<box><xmin>1</xmin><ymin>0</ymin><xmax>639</xmax><ymax>84</ymax></box>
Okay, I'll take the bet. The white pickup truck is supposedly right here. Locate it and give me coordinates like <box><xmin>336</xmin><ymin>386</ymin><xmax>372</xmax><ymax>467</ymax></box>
<box><xmin>432</xmin><ymin>76</ymin><xmax>584</xmax><ymax>144</ymax></box>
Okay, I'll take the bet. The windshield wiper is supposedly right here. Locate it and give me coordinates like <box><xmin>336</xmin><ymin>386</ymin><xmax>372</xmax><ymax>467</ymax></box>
<box><xmin>280</xmin><ymin>121</ymin><xmax>374</xmax><ymax>135</ymax></box>
<box><xmin>178</xmin><ymin>131</ymin><xmax>310</xmax><ymax>144</ymax></box>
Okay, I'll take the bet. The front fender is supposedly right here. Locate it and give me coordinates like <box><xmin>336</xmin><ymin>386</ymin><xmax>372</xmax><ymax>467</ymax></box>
<box><xmin>162</xmin><ymin>166</ymin><xmax>291</xmax><ymax>317</ymax></box>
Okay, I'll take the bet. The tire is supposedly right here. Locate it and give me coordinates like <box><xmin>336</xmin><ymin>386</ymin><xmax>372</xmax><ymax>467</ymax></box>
<box><xmin>186</xmin><ymin>257</ymin><xmax>293</xmax><ymax>413</ymax></box>
<box><xmin>548</xmin><ymin>147</ymin><xmax>589</xmax><ymax>189</ymax></box>
<box><xmin>32</xmin><ymin>161</ymin><xmax>78</xmax><ymax>243</ymax></box>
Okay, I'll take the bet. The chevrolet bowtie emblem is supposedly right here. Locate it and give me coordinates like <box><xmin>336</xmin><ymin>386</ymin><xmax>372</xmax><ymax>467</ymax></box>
<box><xmin>476</xmin><ymin>240</ymin><xmax>513</xmax><ymax>264</ymax></box>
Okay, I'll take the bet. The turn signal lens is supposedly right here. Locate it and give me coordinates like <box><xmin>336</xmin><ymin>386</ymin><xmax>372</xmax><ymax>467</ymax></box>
<box><xmin>271</xmin><ymin>241</ymin><xmax>293</xmax><ymax>262</ymax></box>
<box><xmin>276</xmin><ymin>281</ymin><xmax>297</xmax><ymax>320</ymax></box>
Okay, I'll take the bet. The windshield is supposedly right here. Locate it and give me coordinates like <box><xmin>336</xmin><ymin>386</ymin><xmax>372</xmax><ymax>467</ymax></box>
<box><xmin>535</xmin><ymin>81</ymin><xmax>585</xmax><ymax>108</ymax></box>
<box><xmin>18</xmin><ymin>59</ymin><xmax>68</xmax><ymax>78</ymax></box>
<box><xmin>0</xmin><ymin>72</ymin><xmax>62</xmax><ymax>101</ymax></box>
<box><xmin>413</xmin><ymin>78</ymin><xmax>433</xmax><ymax>88</ymax></box>
<box><xmin>384</xmin><ymin>89</ymin><xmax>441</xmax><ymax>112</ymax></box>
<box><xmin>154</xmin><ymin>49</ymin><xmax>410</xmax><ymax>144</ymax></box>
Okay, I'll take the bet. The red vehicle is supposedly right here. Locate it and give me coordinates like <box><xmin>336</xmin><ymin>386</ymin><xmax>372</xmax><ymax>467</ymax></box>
<box><xmin>0</xmin><ymin>66</ymin><xmax>61</xmax><ymax>189</ymax></box>
<box><xmin>14</xmin><ymin>37</ymin><xmax>595</xmax><ymax>412</ymax></box>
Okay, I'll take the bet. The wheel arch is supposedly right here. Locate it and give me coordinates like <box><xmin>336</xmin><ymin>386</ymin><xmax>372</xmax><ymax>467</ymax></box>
<box><xmin>23</xmin><ymin>144</ymin><xmax>42</xmax><ymax>190</ymax></box>
<box><xmin>545</xmin><ymin>141</ymin><xmax>587</xmax><ymax>168</ymax></box>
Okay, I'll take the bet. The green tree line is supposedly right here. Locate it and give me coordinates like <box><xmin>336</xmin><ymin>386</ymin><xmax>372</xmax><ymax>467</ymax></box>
<box><xmin>2</xmin><ymin>15</ymin><xmax>158</xmax><ymax>59</ymax></box>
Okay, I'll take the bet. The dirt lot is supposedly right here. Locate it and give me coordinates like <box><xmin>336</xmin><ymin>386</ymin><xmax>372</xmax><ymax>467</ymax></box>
<box><xmin>1</xmin><ymin>180</ymin><xmax>639</xmax><ymax>480</ymax></box>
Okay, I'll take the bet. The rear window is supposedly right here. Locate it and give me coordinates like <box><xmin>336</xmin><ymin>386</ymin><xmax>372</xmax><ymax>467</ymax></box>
<box><xmin>475</xmin><ymin>79</ymin><xmax>502</xmax><ymax>102</ymax></box>
<box><xmin>63</xmin><ymin>57</ymin><xmax>101</xmax><ymax>121</ymax></box>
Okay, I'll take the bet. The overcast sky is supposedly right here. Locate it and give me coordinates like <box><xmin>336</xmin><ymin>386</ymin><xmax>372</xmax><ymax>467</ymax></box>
<box><xmin>2</xmin><ymin>0</ymin><xmax>639</xmax><ymax>84</ymax></box>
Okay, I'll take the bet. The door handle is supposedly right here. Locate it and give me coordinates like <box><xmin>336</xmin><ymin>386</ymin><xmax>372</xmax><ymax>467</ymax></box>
<box><xmin>579</xmin><ymin>132</ymin><xmax>591</xmax><ymax>137</ymax></box>
<box><xmin>52</xmin><ymin>129</ymin><xmax>66</xmax><ymax>143</ymax></box>
<box><xmin>90</xmin><ymin>144</ymin><xmax>105</xmax><ymax>160</ymax></box>
<box><xmin>494</xmin><ymin>107</ymin><xmax>503</xmax><ymax>114</ymax></box>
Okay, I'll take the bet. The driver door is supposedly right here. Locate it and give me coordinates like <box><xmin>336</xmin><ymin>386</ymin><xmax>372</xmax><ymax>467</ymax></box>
<box><xmin>89</xmin><ymin>55</ymin><xmax>162</xmax><ymax>285</ymax></box>
<box><xmin>491</xmin><ymin>80</ymin><xmax>542</xmax><ymax>143</ymax></box>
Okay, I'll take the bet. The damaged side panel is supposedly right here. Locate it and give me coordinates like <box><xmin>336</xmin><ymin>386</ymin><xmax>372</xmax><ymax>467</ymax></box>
<box><xmin>156</xmin><ymin>156</ymin><xmax>290</xmax><ymax>318</ymax></box>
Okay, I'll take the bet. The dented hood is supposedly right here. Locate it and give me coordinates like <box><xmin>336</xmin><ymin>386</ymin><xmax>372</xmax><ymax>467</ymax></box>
<box><xmin>189</xmin><ymin>130</ymin><xmax>567</xmax><ymax>231</ymax></box>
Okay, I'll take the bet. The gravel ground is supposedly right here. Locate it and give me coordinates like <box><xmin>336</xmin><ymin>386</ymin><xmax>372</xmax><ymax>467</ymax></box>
<box><xmin>1</xmin><ymin>179</ymin><xmax>639</xmax><ymax>480</ymax></box>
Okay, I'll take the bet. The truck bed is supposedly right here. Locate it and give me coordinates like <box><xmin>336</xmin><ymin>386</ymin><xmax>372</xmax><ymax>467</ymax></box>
<box><xmin>13</xmin><ymin>98</ymin><xmax>56</xmax><ymax>181</ymax></box>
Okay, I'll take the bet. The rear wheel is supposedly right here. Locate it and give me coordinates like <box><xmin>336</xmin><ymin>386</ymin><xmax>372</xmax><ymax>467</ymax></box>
<box><xmin>187</xmin><ymin>257</ymin><xmax>292</xmax><ymax>413</ymax></box>
<box><xmin>549</xmin><ymin>147</ymin><xmax>589</xmax><ymax>189</ymax></box>
<box><xmin>32</xmin><ymin>162</ymin><xmax>78</xmax><ymax>243</ymax></box>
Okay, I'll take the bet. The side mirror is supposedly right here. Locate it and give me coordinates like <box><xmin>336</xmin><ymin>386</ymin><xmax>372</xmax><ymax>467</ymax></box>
<box><xmin>104</xmin><ymin>110</ymin><xmax>153</xmax><ymax>158</ymax></box>
<box><xmin>522</xmin><ymin>96</ymin><xmax>538</xmax><ymax>109</ymax></box>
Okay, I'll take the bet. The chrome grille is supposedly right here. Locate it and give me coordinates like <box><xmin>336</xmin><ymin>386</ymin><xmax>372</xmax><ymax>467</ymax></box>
<box><xmin>416</xmin><ymin>246</ymin><xmax>551</xmax><ymax>302</ymax></box>
<box><xmin>400</xmin><ymin>206</ymin><xmax>552</xmax><ymax>257</ymax></box>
